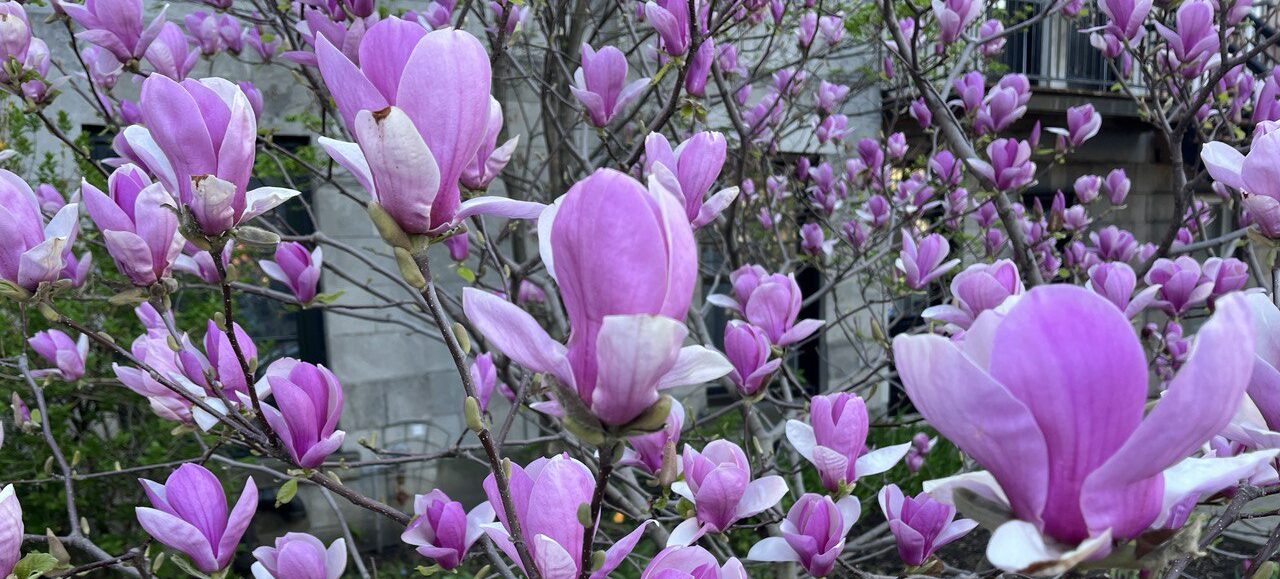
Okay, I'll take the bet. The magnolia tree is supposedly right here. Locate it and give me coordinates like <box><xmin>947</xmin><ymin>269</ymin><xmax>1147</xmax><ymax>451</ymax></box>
<box><xmin>5</xmin><ymin>0</ymin><xmax>1280</xmax><ymax>576</ymax></box>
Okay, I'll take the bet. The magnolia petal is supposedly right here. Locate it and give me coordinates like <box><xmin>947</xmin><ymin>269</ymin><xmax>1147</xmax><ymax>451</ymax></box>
<box><xmin>691</xmin><ymin>187</ymin><xmax>739</xmax><ymax>228</ymax></box>
<box><xmin>665</xmin><ymin>518</ymin><xmax>709</xmax><ymax>547</ymax></box>
<box><xmin>892</xmin><ymin>333</ymin><xmax>1049</xmax><ymax>525</ymax></box>
<box><xmin>1154</xmin><ymin>450</ymin><xmax>1280</xmax><ymax>528</ymax></box>
<box><xmin>241</xmin><ymin>186</ymin><xmax>301</xmax><ymax>223</ymax></box>
<box><xmin>590</xmin><ymin>520</ymin><xmax>656</xmax><ymax>579</ymax></box>
<box><xmin>656</xmin><ymin>345</ymin><xmax>733</xmax><ymax>390</ymax></box>
<box><xmin>745</xmin><ymin>536</ymin><xmax>800</xmax><ymax>563</ymax></box>
<box><xmin>734</xmin><ymin>475</ymin><xmax>788</xmax><ymax>519</ymax></box>
<box><xmin>136</xmin><ymin>507</ymin><xmax>220</xmax><ymax>573</ymax></box>
<box><xmin>591</xmin><ymin>314</ymin><xmax>686</xmax><ymax>425</ymax></box>
<box><xmin>531</xmin><ymin>534</ymin><xmax>578</xmax><ymax>579</ymax></box>
<box><xmin>854</xmin><ymin>441</ymin><xmax>912</xmax><ymax>478</ymax></box>
<box><xmin>777</xmin><ymin>319</ymin><xmax>825</xmax><ymax>347</ymax></box>
<box><xmin>317</xmin><ymin>137</ymin><xmax>375</xmax><ymax>194</ymax></box>
<box><xmin>785</xmin><ymin>420</ymin><xmax>817</xmax><ymax>461</ymax></box>
<box><xmin>462</xmin><ymin>288</ymin><xmax>575</xmax><ymax>388</ymax></box>
<box><xmin>1083</xmin><ymin>293</ymin><xmax>1255</xmax><ymax>538</ymax></box>
<box><xmin>454</xmin><ymin>196</ymin><xmax>547</xmax><ymax>223</ymax></box>
<box><xmin>986</xmin><ymin>521</ymin><xmax>1111</xmax><ymax>575</ymax></box>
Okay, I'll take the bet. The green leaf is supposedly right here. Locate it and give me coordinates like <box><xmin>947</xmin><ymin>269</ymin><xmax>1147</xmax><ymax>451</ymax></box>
<box><xmin>456</xmin><ymin>266</ymin><xmax>476</xmax><ymax>283</ymax></box>
<box><xmin>276</xmin><ymin>478</ymin><xmax>299</xmax><ymax>507</ymax></box>
<box><xmin>14</xmin><ymin>552</ymin><xmax>61</xmax><ymax>579</ymax></box>
<box><xmin>313</xmin><ymin>291</ymin><xmax>345</xmax><ymax>305</ymax></box>
<box><xmin>169</xmin><ymin>554</ymin><xmax>213</xmax><ymax>579</ymax></box>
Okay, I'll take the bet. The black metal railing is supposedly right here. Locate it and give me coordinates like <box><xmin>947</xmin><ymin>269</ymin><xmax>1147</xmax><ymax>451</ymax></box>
<box><xmin>994</xmin><ymin>0</ymin><xmax>1131</xmax><ymax>91</ymax></box>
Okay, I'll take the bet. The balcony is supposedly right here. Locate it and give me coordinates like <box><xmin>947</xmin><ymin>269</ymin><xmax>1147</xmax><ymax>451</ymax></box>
<box><xmin>995</xmin><ymin>0</ymin><xmax>1134</xmax><ymax>93</ymax></box>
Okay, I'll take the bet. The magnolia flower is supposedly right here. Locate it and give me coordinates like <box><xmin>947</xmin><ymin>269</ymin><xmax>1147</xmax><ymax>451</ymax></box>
<box><xmin>59</xmin><ymin>0</ymin><xmax>168</xmax><ymax>62</ymax></box>
<box><xmin>879</xmin><ymin>484</ymin><xmax>976</xmax><ymax>566</ymax></box>
<box><xmin>260</xmin><ymin>242</ymin><xmax>323</xmax><ymax>304</ymax></box>
<box><xmin>894</xmin><ymin>285</ymin><xmax>1276</xmax><ymax>574</ymax></box>
<box><xmin>460</xmin><ymin>98</ymin><xmax>519</xmax><ymax>190</ymax></box>
<box><xmin>463</xmin><ymin>169</ymin><xmax>730</xmax><ymax>428</ymax></box>
<box><xmin>1202</xmin><ymin>121</ymin><xmax>1280</xmax><ymax>236</ymax></box>
<box><xmin>184</xmin><ymin>11</ymin><xmax>222</xmax><ymax>55</ymax></box>
<box><xmin>932</xmin><ymin>0</ymin><xmax>982</xmax><ymax>43</ymax></box>
<box><xmin>669</xmin><ymin>440</ymin><xmax>788</xmax><ymax>545</ymax></box>
<box><xmin>0</xmin><ymin>170</ymin><xmax>80</xmax><ymax>296</ymax></box>
<box><xmin>137</xmin><ymin>464</ymin><xmax>257</xmax><ymax>574</ymax></box>
<box><xmin>260</xmin><ymin>358</ymin><xmax>345</xmax><ymax>469</ymax></box>
<box><xmin>978</xmin><ymin>18</ymin><xmax>1006</xmax><ymax>55</ymax></box>
<box><xmin>482</xmin><ymin>454</ymin><xmax>653</xmax><ymax>579</ymax></box>
<box><xmin>724</xmin><ymin>321</ymin><xmax>781</xmax><ymax>396</ymax></box>
<box><xmin>642</xmin><ymin>546</ymin><xmax>748</xmax><ymax>578</ymax></box>
<box><xmin>1074</xmin><ymin>175</ymin><xmax>1102</xmax><ymax>203</ymax></box>
<box><xmin>646</xmin><ymin>0</ymin><xmax>691</xmax><ymax>55</ymax></box>
<box><xmin>179</xmin><ymin>319</ymin><xmax>259</xmax><ymax>400</ymax></box>
<box><xmin>401</xmin><ymin>490</ymin><xmax>494</xmax><ymax>569</ymax></box>
<box><xmin>146</xmin><ymin>25</ymin><xmax>200</xmax><ymax>81</ymax></box>
<box><xmin>742</xmin><ymin>273</ymin><xmax>825</xmax><ymax>347</ymax></box>
<box><xmin>28</xmin><ymin>329</ymin><xmax>89</xmax><ymax>381</ymax></box>
<box><xmin>909</xmin><ymin>98</ymin><xmax>932</xmax><ymax>128</ymax></box>
<box><xmin>685</xmin><ymin>38</ymin><xmax>715</xmax><ymax>96</ymax></box>
<box><xmin>1047</xmin><ymin>104</ymin><xmax>1101</xmax><ymax>147</ymax></box>
<box><xmin>1098</xmin><ymin>0</ymin><xmax>1152</xmax><ymax>42</ymax></box>
<box><xmin>1104</xmin><ymin>169</ymin><xmax>1130</xmax><ymax>205</ymax></box>
<box><xmin>0</xmin><ymin>485</ymin><xmax>20</xmax><ymax>579</ymax></box>
<box><xmin>747</xmin><ymin>493</ymin><xmax>861</xmax><ymax>577</ymax></box>
<box><xmin>897</xmin><ymin>230</ymin><xmax>960</xmax><ymax>289</ymax></box>
<box><xmin>469</xmin><ymin>352</ymin><xmax>507</xmax><ymax>411</ymax></box>
<box><xmin>787</xmin><ymin>393</ymin><xmax>912</xmax><ymax>492</ymax></box>
<box><xmin>645</xmin><ymin>131</ymin><xmax>738</xmax><ymax>229</ymax></box>
<box><xmin>570</xmin><ymin>43</ymin><xmax>650</xmax><ymax>127</ymax></box>
<box><xmin>114</xmin><ymin>322</ymin><xmax>200</xmax><ymax>424</ymax></box>
<box><xmin>970</xmin><ymin>138</ymin><xmax>1035</xmax><ymax>191</ymax></box>
<box><xmin>0</xmin><ymin>2</ymin><xmax>30</xmax><ymax>65</ymax></box>
<box><xmin>1087</xmin><ymin>262</ymin><xmax>1158</xmax><ymax>318</ymax></box>
<box><xmin>1144</xmin><ymin>256</ymin><xmax>1213</xmax><ymax>316</ymax></box>
<box><xmin>1154</xmin><ymin>0</ymin><xmax>1218</xmax><ymax>72</ymax></box>
<box><xmin>251</xmin><ymin>533</ymin><xmax>346</xmax><ymax>579</ymax></box>
<box><xmin>82</xmin><ymin>167</ymin><xmax>184</xmax><ymax>287</ymax></box>
<box><xmin>128</xmin><ymin>75</ymin><xmax>298</xmax><ymax>236</ymax></box>
<box><xmin>922</xmin><ymin>260</ymin><xmax>1023</xmax><ymax>331</ymax></box>
<box><xmin>317</xmin><ymin>22</ymin><xmax>542</xmax><ymax>235</ymax></box>
<box><xmin>1202</xmin><ymin>257</ymin><xmax>1248</xmax><ymax>297</ymax></box>
<box><xmin>706</xmin><ymin>264</ymin><xmax>769</xmax><ymax>312</ymax></box>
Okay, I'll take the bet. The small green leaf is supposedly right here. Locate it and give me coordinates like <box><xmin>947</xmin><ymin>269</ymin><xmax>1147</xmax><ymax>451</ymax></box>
<box><xmin>14</xmin><ymin>552</ymin><xmax>61</xmax><ymax>579</ymax></box>
<box><xmin>275</xmin><ymin>478</ymin><xmax>299</xmax><ymax>507</ymax></box>
<box><xmin>456</xmin><ymin>266</ymin><xmax>476</xmax><ymax>283</ymax></box>
<box><xmin>169</xmin><ymin>554</ymin><xmax>213</xmax><ymax>579</ymax></box>
<box><xmin>313</xmin><ymin>291</ymin><xmax>345</xmax><ymax>304</ymax></box>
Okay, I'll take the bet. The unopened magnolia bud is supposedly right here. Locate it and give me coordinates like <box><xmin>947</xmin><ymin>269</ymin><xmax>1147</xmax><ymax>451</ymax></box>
<box><xmin>453</xmin><ymin>323</ymin><xmax>471</xmax><ymax>354</ymax></box>
<box><xmin>394</xmin><ymin>247</ymin><xmax>427</xmax><ymax>289</ymax></box>
<box><xmin>37</xmin><ymin>302</ymin><xmax>58</xmax><ymax>322</ymax></box>
<box><xmin>233</xmin><ymin>225</ymin><xmax>281</xmax><ymax>248</ymax></box>
<box><xmin>577</xmin><ymin>502</ymin><xmax>593</xmax><ymax>527</ymax></box>
<box><xmin>46</xmin><ymin>530</ymin><xmax>70</xmax><ymax>564</ymax></box>
<box><xmin>657</xmin><ymin>440</ymin><xmax>678</xmax><ymax>487</ymax></box>
<box><xmin>367</xmin><ymin>202</ymin><xmax>412</xmax><ymax>250</ymax></box>
<box><xmin>213</xmin><ymin>312</ymin><xmax>227</xmax><ymax>331</ymax></box>
<box><xmin>591</xmin><ymin>550</ymin><xmax>606</xmax><ymax>571</ymax></box>
<box><xmin>871</xmin><ymin>318</ymin><xmax>886</xmax><ymax>344</ymax></box>
<box><xmin>465</xmin><ymin>396</ymin><xmax>484</xmax><ymax>433</ymax></box>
